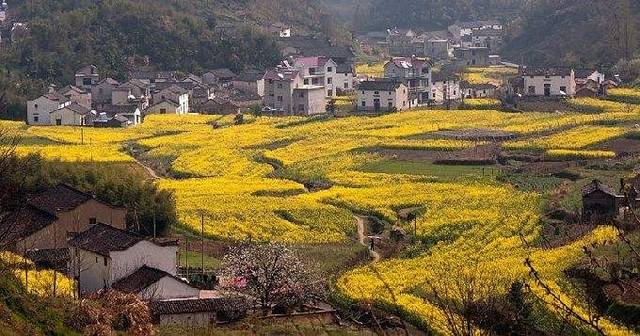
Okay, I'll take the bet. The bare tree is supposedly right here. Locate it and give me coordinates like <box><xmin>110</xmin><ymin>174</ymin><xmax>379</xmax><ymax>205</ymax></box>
<box><xmin>420</xmin><ymin>263</ymin><xmax>508</xmax><ymax>336</ymax></box>
<box><xmin>221</xmin><ymin>242</ymin><xmax>318</xmax><ymax>316</ymax></box>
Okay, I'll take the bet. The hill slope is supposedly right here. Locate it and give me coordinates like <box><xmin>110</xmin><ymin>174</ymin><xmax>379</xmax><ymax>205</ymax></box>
<box><xmin>503</xmin><ymin>0</ymin><xmax>638</xmax><ymax>67</ymax></box>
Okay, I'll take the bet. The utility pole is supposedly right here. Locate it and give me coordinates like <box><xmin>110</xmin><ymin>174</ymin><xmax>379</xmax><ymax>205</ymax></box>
<box><xmin>185</xmin><ymin>238</ymin><xmax>189</xmax><ymax>279</ymax></box>
<box><xmin>81</xmin><ymin>127</ymin><xmax>84</xmax><ymax>145</ymax></box>
<box><xmin>200</xmin><ymin>211</ymin><xmax>205</xmax><ymax>275</ymax></box>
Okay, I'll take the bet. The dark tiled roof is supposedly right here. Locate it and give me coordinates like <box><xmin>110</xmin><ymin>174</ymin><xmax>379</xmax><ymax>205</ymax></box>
<box><xmin>25</xmin><ymin>248</ymin><xmax>70</xmax><ymax>271</ymax></box>
<box><xmin>207</xmin><ymin>68</ymin><xmax>236</xmax><ymax>79</ymax></box>
<box><xmin>97</xmin><ymin>78</ymin><xmax>120</xmax><ymax>86</ymax></box>
<box><xmin>28</xmin><ymin>184</ymin><xmax>94</xmax><ymax>215</ymax></box>
<box><xmin>112</xmin><ymin>266</ymin><xmax>181</xmax><ymax>293</ymax></box>
<box><xmin>50</xmin><ymin>102</ymin><xmax>91</xmax><ymax>115</ymax></box>
<box><xmin>461</xmin><ymin>81</ymin><xmax>497</xmax><ymax>90</ymax></box>
<box><xmin>68</xmin><ymin>223</ymin><xmax>143</xmax><ymax>257</ymax></box>
<box><xmin>432</xmin><ymin>72</ymin><xmax>461</xmax><ymax>82</ymax></box>
<box><xmin>301</xmin><ymin>46</ymin><xmax>355</xmax><ymax>60</ymax></box>
<box><xmin>263</xmin><ymin>68</ymin><xmax>300</xmax><ymax>81</ymax></box>
<box><xmin>42</xmin><ymin>92</ymin><xmax>70</xmax><ymax>102</ymax></box>
<box><xmin>76</xmin><ymin>65</ymin><xmax>98</xmax><ymax>76</ymax></box>
<box><xmin>522</xmin><ymin>67</ymin><xmax>573</xmax><ymax>77</ymax></box>
<box><xmin>149</xmin><ymin>297</ymin><xmax>244</xmax><ymax>315</ymax></box>
<box><xmin>574</xmin><ymin>69</ymin><xmax>601</xmax><ymax>79</ymax></box>
<box><xmin>96</xmin><ymin>104</ymin><xmax>140</xmax><ymax>116</ymax></box>
<box><xmin>359</xmin><ymin>80</ymin><xmax>405</xmax><ymax>91</ymax></box>
<box><xmin>159</xmin><ymin>84</ymin><xmax>189</xmax><ymax>95</ymax></box>
<box><xmin>582</xmin><ymin>180</ymin><xmax>620</xmax><ymax>197</ymax></box>
<box><xmin>58</xmin><ymin>85</ymin><xmax>87</xmax><ymax>95</ymax></box>
<box><xmin>234</xmin><ymin>70</ymin><xmax>265</xmax><ymax>82</ymax></box>
<box><xmin>0</xmin><ymin>204</ymin><xmax>57</xmax><ymax>244</ymax></box>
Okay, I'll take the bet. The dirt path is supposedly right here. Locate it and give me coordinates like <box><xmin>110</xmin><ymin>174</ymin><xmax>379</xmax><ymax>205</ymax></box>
<box><xmin>134</xmin><ymin>157</ymin><xmax>161</xmax><ymax>180</ymax></box>
<box><xmin>354</xmin><ymin>215</ymin><xmax>380</xmax><ymax>262</ymax></box>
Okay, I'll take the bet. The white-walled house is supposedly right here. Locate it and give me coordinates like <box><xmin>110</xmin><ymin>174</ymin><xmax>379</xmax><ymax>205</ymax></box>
<box><xmin>27</xmin><ymin>92</ymin><xmax>71</xmax><ymax>125</ymax></box>
<box><xmin>75</xmin><ymin>65</ymin><xmax>100</xmax><ymax>89</ymax></box>
<box><xmin>291</xmin><ymin>56</ymin><xmax>338</xmax><ymax>97</ymax></box>
<box><xmin>49</xmin><ymin>102</ymin><xmax>91</xmax><ymax>126</ymax></box>
<box><xmin>69</xmin><ymin>223</ymin><xmax>199</xmax><ymax>300</ymax></box>
<box><xmin>262</xmin><ymin>67</ymin><xmax>328</xmax><ymax>116</ymax></box>
<box><xmin>153</xmin><ymin>85</ymin><xmax>189</xmax><ymax>113</ymax></box>
<box><xmin>522</xmin><ymin>67</ymin><xmax>576</xmax><ymax>97</ymax></box>
<box><xmin>144</xmin><ymin>100</ymin><xmax>182</xmax><ymax>115</ymax></box>
<box><xmin>58</xmin><ymin>85</ymin><xmax>92</xmax><ymax>109</ymax></box>
<box><xmin>384</xmin><ymin>57</ymin><xmax>432</xmax><ymax>104</ymax></box>
<box><xmin>431</xmin><ymin>73</ymin><xmax>462</xmax><ymax>104</ymax></box>
<box><xmin>92</xmin><ymin>78</ymin><xmax>120</xmax><ymax>105</ymax></box>
<box><xmin>357</xmin><ymin>80</ymin><xmax>410</xmax><ymax>112</ymax></box>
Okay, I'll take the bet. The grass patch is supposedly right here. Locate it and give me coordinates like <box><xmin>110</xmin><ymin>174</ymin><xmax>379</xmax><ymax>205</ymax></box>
<box><xmin>361</xmin><ymin>159</ymin><xmax>498</xmax><ymax>181</ymax></box>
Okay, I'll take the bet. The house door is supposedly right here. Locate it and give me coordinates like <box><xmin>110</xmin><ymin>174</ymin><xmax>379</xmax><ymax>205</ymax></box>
<box><xmin>373</xmin><ymin>99</ymin><xmax>380</xmax><ymax>111</ymax></box>
<box><xmin>544</xmin><ymin>84</ymin><xmax>551</xmax><ymax>97</ymax></box>
<box><xmin>56</xmin><ymin>119</ymin><xmax>62</xmax><ymax>125</ymax></box>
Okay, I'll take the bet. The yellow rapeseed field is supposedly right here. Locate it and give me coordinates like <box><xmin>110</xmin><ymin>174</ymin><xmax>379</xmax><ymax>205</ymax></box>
<box><xmin>3</xmin><ymin>107</ymin><xmax>639</xmax><ymax>334</ymax></box>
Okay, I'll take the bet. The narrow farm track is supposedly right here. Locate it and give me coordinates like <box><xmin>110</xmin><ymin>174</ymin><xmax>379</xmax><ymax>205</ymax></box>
<box><xmin>354</xmin><ymin>215</ymin><xmax>380</xmax><ymax>263</ymax></box>
<box><xmin>133</xmin><ymin>156</ymin><xmax>161</xmax><ymax>180</ymax></box>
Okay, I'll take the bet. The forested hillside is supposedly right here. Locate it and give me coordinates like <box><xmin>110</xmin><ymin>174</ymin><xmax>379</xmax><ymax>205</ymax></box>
<box><xmin>0</xmin><ymin>0</ymin><xmax>347</xmax><ymax>117</ymax></box>
<box><xmin>349</xmin><ymin>0</ymin><xmax>526</xmax><ymax>31</ymax></box>
<box><xmin>503</xmin><ymin>0</ymin><xmax>638</xmax><ymax>68</ymax></box>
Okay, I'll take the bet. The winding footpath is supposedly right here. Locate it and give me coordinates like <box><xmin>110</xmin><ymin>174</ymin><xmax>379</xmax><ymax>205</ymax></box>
<box><xmin>354</xmin><ymin>215</ymin><xmax>381</xmax><ymax>262</ymax></box>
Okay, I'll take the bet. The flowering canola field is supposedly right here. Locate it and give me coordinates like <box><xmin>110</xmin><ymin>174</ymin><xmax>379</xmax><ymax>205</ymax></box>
<box><xmin>2</xmin><ymin>106</ymin><xmax>639</xmax><ymax>334</ymax></box>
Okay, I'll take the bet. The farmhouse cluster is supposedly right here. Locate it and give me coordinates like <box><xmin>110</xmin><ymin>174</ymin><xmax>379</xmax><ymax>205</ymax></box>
<box><xmin>0</xmin><ymin>184</ymin><xmax>247</xmax><ymax>326</ymax></box>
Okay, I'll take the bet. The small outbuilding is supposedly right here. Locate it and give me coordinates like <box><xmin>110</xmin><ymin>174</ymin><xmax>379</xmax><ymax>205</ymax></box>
<box><xmin>582</xmin><ymin>179</ymin><xmax>623</xmax><ymax>222</ymax></box>
<box><xmin>149</xmin><ymin>297</ymin><xmax>247</xmax><ymax>326</ymax></box>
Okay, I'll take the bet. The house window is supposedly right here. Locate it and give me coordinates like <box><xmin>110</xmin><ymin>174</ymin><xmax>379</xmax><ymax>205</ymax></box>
<box><xmin>362</xmin><ymin>101</ymin><xmax>366</xmax><ymax>107</ymax></box>
<box><xmin>304</xmin><ymin>79</ymin><xmax>309</xmax><ymax>85</ymax></box>
<box><xmin>103</xmin><ymin>257</ymin><xmax>107</xmax><ymax>266</ymax></box>
<box><xmin>160</xmin><ymin>108</ymin><xmax>167</xmax><ymax>114</ymax></box>
<box><xmin>327</xmin><ymin>89</ymin><xmax>333</xmax><ymax>96</ymax></box>
<box><xmin>374</xmin><ymin>91</ymin><xmax>379</xmax><ymax>95</ymax></box>
<box><xmin>299</xmin><ymin>92</ymin><xmax>304</xmax><ymax>98</ymax></box>
<box><xmin>344</xmin><ymin>83</ymin><xmax>349</xmax><ymax>89</ymax></box>
<box><xmin>95</xmin><ymin>257</ymin><xmax>98</xmax><ymax>263</ymax></box>
<box><xmin>277</xmin><ymin>83</ymin><xmax>283</xmax><ymax>89</ymax></box>
<box><xmin>544</xmin><ymin>75</ymin><xmax>550</xmax><ymax>79</ymax></box>
<box><xmin>388</xmin><ymin>102</ymin><xmax>393</xmax><ymax>109</ymax></box>
<box><xmin>277</xmin><ymin>96</ymin><xmax>283</xmax><ymax>102</ymax></box>
<box><xmin>33</xmin><ymin>115</ymin><xmax>39</xmax><ymax>123</ymax></box>
<box><xmin>89</xmin><ymin>217</ymin><xmax>97</xmax><ymax>225</ymax></box>
<box><xmin>83</xmin><ymin>78</ymin><xmax>92</xmax><ymax>86</ymax></box>
<box><xmin>56</xmin><ymin>119</ymin><xmax>62</xmax><ymax>126</ymax></box>
<box><xmin>327</xmin><ymin>67</ymin><xmax>333</xmax><ymax>72</ymax></box>
<box><xmin>327</xmin><ymin>78</ymin><xmax>332</xmax><ymax>84</ymax></box>
<box><xmin>34</xmin><ymin>104</ymin><xmax>38</xmax><ymax>110</ymax></box>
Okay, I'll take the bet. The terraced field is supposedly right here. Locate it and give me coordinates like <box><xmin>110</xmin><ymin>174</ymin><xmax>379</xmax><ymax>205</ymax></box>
<box><xmin>2</xmin><ymin>97</ymin><xmax>640</xmax><ymax>334</ymax></box>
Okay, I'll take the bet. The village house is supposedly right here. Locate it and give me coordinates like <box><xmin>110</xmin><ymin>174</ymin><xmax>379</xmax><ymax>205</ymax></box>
<box><xmin>357</xmin><ymin>80</ymin><xmax>410</xmax><ymax>112</ymax></box>
<box><xmin>425</xmin><ymin>36</ymin><xmax>450</xmax><ymax>60</ymax></box>
<box><xmin>386</xmin><ymin>28</ymin><xmax>420</xmax><ymax>56</ymax></box>
<box><xmin>152</xmin><ymin>85</ymin><xmax>190</xmax><ymax>114</ymax></box>
<box><xmin>521</xmin><ymin>67</ymin><xmax>576</xmax><ymax>97</ymax></box>
<box><xmin>448</xmin><ymin>20</ymin><xmax>503</xmax><ymax>42</ymax></box>
<box><xmin>49</xmin><ymin>102</ymin><xmax>91</xmax><ymax>126</ymax></box>
<box><xmin>26</xmin><ymin>91</ymin><xmax>71</xmax><ymax>125</ymax></box>
<box><xmin>262</xmin><ymin>67</ymin><xmax>326</xmax><ymax>115</ymax></box>
<box><xmin>198</xmin><ymin>97</ymin><xmax>241</xmax><ymax>115</ymax></box>
<box><xmin>69</xmin><ymin>223</ymin><xmax>199</xmax><ymax>300</ymax></box>
<box><xmin>461</xmin><ymin>81</ymin><xmax>498</xmax><ymax>98</ymax></box>
<box><xmin>202</xmin><ymin>68</ymin><xmax>236</xmax><ymax>86</ymax></box>
<box><xmin>145</xmin><ymin>99</ymin><xmax>183</xmax><ymax>115</ymax></box>
<box><xmin>58</xmin><ymin>85</ymin><xmax>92</xmax><ymax>109</ymax></box>
<box><xmin>291</xmin><ymin>56</ymin><xmax>338</xmax><ymax>97</ymax></box>
<box><xmin>454</xmin><ymin>46</ymin><xmax>490</xmax><ymax>66</ymax></box>
<box><xmin>93</xmin><ymin>104</ymin><xmax>142</xmax><ymax>126</ymax></box>
<box><xmin>431</xmin><ymin>72</ymin><xmax>462</xmax><ymax>105</ymax></box>
<box><xmin>582</xmin><ymin>179</ymin><xmax>624</xmax><ymax>222</ymax></box>
<box><xmin>264</xmin><ymin>23</ymin><xmax>291</xmax><ymax>38</ymax></box>
<box><xmin>299</xmin><ymin>45</ymin><xmax>357</xmax><ymax>88</ymax></box>
<box><xmin>130</xmin><ymin>71</ymin><xmax>179</xmax><ymax>85</ymax></box>
<box><xmin>91</xmin><ymin>78</ymin><xmax>120</xmax><ymax>105</ymax></box>
<box><xmin>149</xmin><ymin>297</ymin><xmax>247</xmax><ymax>327</ymax></box>
<box><xmin>75</xmin><ymin>65</ymin><xmax>100</xmax><ymax>89</ymax></box>
<box><xmin>384</xmin><ymin>56</ymin><xmax>432</xmax><ymax>105</ymax></box>
<box><xmin>0</xmin><ymin>184</ymin><xmax>126</xmax><ymax>252</ymax></box>
<box><xmin>231</xmin><ymin>70</ymin><xmax>266</xmax><ymax>97</ymax></box>
<box><xmin>464</xmin><ymin>28</ymin><xmax>503</xmax><ymax>52</ymax></box>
